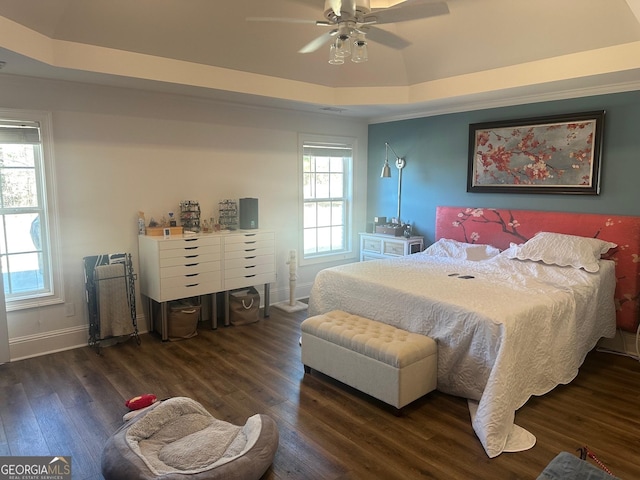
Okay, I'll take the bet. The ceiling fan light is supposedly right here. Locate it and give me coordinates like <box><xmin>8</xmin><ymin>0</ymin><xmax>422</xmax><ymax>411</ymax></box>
<box><xmin>335</xmin><ymin>34</ymin><xmax>351</xmax><ymax>57</ymax></box>
<box><xmin>328</xmin><ymin>44</ymin><xmax>344</xmax><ymax>64</ymax></box>
<box><xmin>352</xmin><ymin>38</ymin><xmax>368</xmax><ymax>63</ymax></box>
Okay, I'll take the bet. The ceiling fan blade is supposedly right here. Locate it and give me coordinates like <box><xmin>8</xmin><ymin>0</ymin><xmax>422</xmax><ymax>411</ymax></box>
<box><xmin>363</xmin><ymin>26</ymin><xmax>411</xmax><ymax>50</ymax></box>
<box><xmin>367</xmin><ymin>0</ymin><xmax>449</xmax><ymax>25</ymax></box>
<box><xmin>299</xmin><ymin>30</ymin><xmax>338</xmax><ymax>53</ymax></box>
<box><xmin>246</xmin><ymin>16</ymin><xmax>320</xmax><ymax>25</ymax></box>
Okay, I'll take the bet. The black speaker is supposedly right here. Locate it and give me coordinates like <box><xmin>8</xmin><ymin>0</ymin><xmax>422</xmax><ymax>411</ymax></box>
<box><xmin>239</xmin><ymin>198</ymin><xmax>259</xmax><ymax>229</ymax></box>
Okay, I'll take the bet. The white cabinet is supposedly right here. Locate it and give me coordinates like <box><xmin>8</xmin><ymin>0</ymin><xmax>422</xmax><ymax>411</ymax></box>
<box><xmin>223</xmin><ymin>232</ymin><xmax>275</xmax><ymax>290</ymax></box>
<box><xmin>139</xmin><ymin>230</ymin><xmax>275</xmax><ymax>339</ymax></box>
<box><xmin>359</xmin><ymin>233</ymin><xmax>424</xmax><ymax>261</ymax></box>
<box><xmin>139</xmin><ymin>235</ymin><xmax>222</xmax><ymax>302</ymax></box>
<box><xmin>222</xmin><ymin>231</ymin><xmax>276</xmax><ymax>323</ymax></box>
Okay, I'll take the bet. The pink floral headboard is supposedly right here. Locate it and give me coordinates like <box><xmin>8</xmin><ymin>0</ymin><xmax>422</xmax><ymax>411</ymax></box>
<box><xmin>435</xmin><ymin>206</ymin><xmax>640</xmax><ymax>332</ymax></box>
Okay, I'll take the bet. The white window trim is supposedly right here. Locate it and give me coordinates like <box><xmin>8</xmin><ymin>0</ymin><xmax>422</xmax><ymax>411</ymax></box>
<box><xmin>298</xmin><ymin>133</ymin><xmax>356</xmax><ymax>267</ymax></box>
<box><xmin>0</xmin><ymin>108</ymin><xmax>64</xmax><ymax>311</ymax></box>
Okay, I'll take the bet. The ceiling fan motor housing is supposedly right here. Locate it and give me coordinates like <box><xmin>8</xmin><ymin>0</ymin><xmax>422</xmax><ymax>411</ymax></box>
<box><xmin>324</xmin><ymin>0</ymin><xmax>371</xmax><ymax>22</ymax></box>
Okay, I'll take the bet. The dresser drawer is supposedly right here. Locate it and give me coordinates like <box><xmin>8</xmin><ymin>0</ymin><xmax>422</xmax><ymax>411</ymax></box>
<box><xmin>157</xmin><ymin>235</ymin><xmax>220</xmax><ymax>251</ymax></box>
<box><xmin>160</xmin><ymin>252</ymin><xmax>221</xmax><ymax>268</ymax></box>
<box><xmin>160</xmin><ymin>261</ymin><xmax>221</xmax><ymax>278</ymax></box>
<box><xmin>383</xmin><ymin>241</ymin><xmax>405</xmax><ymax>256</ymax></box>
<box><xmin>161</xmin><ymin>270</ymin><xmax>221</xmax><ymax>289</ymax></box>
<box><xmin>362</xmin><ymin>237</ymin><xmax>382</xmax><ymax>253</ymax></box>
<box><xmin>223</xmin><ymin>246</ymin><xmax>274</xmax><ymax>260</ymax></box>
<box><xmin>224</xmin><ymin>272</ymin><xmax>276</xmax><ymax>291</ymax></box>
<box><xmin>160</xmin><ymin>243</ymin><xmax>220</xmax><ymax>259</ymax></box>
<box><xmin>224</xmin><ymin>232</ymin><xmax>274</xmax><ymax>245</ymax></box>
<box><xmin>225</xmin><ymin>254</ymin><xmax>274</xmax><ymax>270</ymax></box>
<box><xmin>224</xmin><ymin>238</ymin><xmax>275</xmax><ymax>253</ymax></box>
<box><xmin>225</xmin><ymin>262</ymin><xmax>274</xmax><ymax>280</ymax></box>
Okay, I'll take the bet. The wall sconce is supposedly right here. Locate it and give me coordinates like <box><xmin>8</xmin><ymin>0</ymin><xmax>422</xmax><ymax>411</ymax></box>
<box><xmin>380</xmin><ymin>142</ymin><xmax>406</xmax><ymax>224</ymax></box>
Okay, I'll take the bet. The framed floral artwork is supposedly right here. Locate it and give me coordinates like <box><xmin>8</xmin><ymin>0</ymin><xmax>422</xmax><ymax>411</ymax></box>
<box><xmin>467</xmin><ymin>110</ymin><xmax>605</xmax><ymax>194</ymax></box>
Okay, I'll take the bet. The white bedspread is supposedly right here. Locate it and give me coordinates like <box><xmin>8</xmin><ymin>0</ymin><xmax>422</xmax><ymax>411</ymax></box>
<box><xmin>308</xmin><ymin>253</ymin><xmax>616</xmax><ymax>458</ymax></box>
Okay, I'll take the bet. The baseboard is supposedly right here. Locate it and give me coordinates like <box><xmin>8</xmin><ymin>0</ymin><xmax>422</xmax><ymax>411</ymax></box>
<box><xmin>9</xmin><ymin>325</ymin><xmax>89</xmax><ymax>361</ymax></box>
<box><xmin>269</xmin><ymin>281</ymin><xmax>314</xmax><ymax>306</ymax></box>
<box><xmin>9</xmin><ymin>315</ymin><xmax>149</xmax><ymax>362</ymax></box>
<box><xmin>597</xmin><ymin>329</ymin><xmax>640</xmax><ymax>359</ymax></box>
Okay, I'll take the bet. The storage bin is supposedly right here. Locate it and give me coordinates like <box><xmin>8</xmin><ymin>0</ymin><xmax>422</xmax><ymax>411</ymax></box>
<box><xmin>229</xmin><ymin>287</ymin><xmax>260</xmax><ymax>326</ymax></box>
<box><xmin>167</xmin><ymin>301</ymin><xmax>200</xmax><ymax>340</ymax></box>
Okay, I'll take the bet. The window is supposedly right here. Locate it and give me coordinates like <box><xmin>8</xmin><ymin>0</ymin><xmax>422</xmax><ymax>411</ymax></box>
<box><xmin>301</xmin><ymin>136</ymin><xmax>353</xmax><ymax>262</ymax></box>
<box><xmin>0</xmin><ymin>110</ymin><xmax>62</xmax><ymax>310</ymax></box>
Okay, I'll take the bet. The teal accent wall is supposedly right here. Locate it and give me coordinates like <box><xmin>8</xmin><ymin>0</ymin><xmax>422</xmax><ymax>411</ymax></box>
<box><xmin>367</xmin><ymin>91</ymin><xmax>640</xmax><ymax>242</ymax></box>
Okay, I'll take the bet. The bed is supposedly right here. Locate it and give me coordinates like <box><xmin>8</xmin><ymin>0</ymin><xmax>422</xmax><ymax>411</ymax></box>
<box><xmin>308</xmin><ymin>207</ymin><xmax>640</xmax><ymax>458</ymax></box>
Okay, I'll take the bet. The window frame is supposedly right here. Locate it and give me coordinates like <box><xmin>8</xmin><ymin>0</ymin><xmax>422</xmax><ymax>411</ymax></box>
<box><xmin>0</xmin><ymin>108</ymin><xmax>64</xmax><ymax>311</ymax></box>
<box><xmin>299</xmin><ymin>134</ymin><xmax>355</xmax><ymax>266</ymax></box>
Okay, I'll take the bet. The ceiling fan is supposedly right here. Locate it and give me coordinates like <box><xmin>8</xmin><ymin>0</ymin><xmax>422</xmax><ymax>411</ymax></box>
<box><xmin>247</xmin><ymin>0</ymin><xmax>449</xmax><ymax>64</ymax></box>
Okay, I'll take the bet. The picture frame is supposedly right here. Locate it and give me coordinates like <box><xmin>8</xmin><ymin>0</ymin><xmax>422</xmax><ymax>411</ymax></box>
<box><xmin>163</xmin><ymin>227</ymin><xmax>171</xmax><ymax>239</ymax></box>
<box><xmin>467</xmin><ymin>110</ymin><xmax>605</xmax><ymax>195</ymax></box>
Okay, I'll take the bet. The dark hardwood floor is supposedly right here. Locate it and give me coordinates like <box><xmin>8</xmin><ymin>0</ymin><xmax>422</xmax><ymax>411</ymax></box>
<box><xmin>1</xmin><ymin>306</ymin><xmax>639</xmax><ymax>479</ymax></box>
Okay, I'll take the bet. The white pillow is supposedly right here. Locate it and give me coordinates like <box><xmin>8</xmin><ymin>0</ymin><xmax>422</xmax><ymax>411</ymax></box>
<box><xmin>503</xmin><ymin>232</ymin><xmax>617</xmax><ymax>273</ymax></box>
<box><xmin>423</xmin><ymin>238</ymin><xmax>501</xmax><ymax>261</ymax></box>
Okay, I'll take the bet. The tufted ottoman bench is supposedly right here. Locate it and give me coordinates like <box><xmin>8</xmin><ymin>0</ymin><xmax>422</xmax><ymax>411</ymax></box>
<box><xmin>301</xmin><ymin>310</ymin><xmax>437</xmax><ymax>410</ymax></box>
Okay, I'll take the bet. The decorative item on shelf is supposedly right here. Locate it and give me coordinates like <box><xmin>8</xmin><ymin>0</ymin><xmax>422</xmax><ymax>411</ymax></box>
<box><xmin>168</xmin><ymin>212</ymin><xmax>176</xmax><ymax>227</ymax></box>
<box><xmin>375</xmin><ymin>224</ymin><xmax>404</xmax><ymax>236</ymax></box>
<box><xmin>144</xmin><ymin>216</ymin><xmax>183</xmax><ymax>236</ymax></box>
<box><xmin>403</xmin><ymin>222</ymin><xmax>413</xmax><ymax>238</ymax></box>
<box><xmin>239</xmin><ymin>197</ymin><xmax>259</xmax><ymax>229</ymax></box>
<box><xmin>272</xmin><ymin>250</ymin><xmax>308</xmax><ymax>313</ymax></box>
<box><xmin>137</xmin><ymin>211</ymin><xmax>146</xmax><ymax>235</ymax></box>
<box><xmin>378</xmin><ymin>142</ymin><xmax>408</xmax><ymax>236</ymax></box>
<box><xmin>218</xmin><ymin>199</ymin><xmax>238</xmax><ymax>230</ymax></box>
<box><xmin>179</xmin><ymin>200</ymin><xmax>201</xmax><ymax>232</ymax></box>
<box><xmin>146</xmin><ymin>226</ymin><xmax>183</xmax><ymax>236</ymax></box>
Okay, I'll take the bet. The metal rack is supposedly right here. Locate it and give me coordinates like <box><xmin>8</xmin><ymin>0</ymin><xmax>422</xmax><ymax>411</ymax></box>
<box><xmin>180</xmin><ymin>200</ymin><xmax>201</xmax><ymax>232</ymax></box>
<box><xmin>218</xmin><ymin>199</ymin><xmax>238</xmax><ymax>230</ymax></box>
<box><xmin>83</xmin><ymin>252</ymin><xmax>139</xmax><ymax>352</ymax></box>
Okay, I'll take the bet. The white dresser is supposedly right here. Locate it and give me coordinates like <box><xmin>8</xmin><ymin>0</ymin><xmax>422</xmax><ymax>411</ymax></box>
<box><xmin>359</xmin><ymin>232</ymin><xmax>424</xmax><ymax>261</ymax></box>
<box><xmin>139</xmin><ymin>230</ymin><xmax>275</xmax><ymax>339</ymax></box>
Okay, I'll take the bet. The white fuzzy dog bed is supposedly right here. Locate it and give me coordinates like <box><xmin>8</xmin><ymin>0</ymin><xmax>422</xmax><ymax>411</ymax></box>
<box><xmin>101</xmin><ymin>397</ymin><xmax>279</xmax><ymax>480</ymax></box>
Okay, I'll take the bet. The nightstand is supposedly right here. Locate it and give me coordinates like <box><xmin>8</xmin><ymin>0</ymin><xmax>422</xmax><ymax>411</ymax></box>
<box><xmin>359</xmin><ymin>232</ymin><xmax>424</xmax><ymax>261</ymax></box>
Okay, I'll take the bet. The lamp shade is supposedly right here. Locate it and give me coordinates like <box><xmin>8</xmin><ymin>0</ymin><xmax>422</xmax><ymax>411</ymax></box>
<box><xmin>381</xmin><ymin>161</ymin><xmax>391</xmax><ymax>178</ymax></box>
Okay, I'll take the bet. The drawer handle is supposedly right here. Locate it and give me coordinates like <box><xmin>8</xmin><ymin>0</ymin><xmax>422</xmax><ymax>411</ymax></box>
<box><xmin>185</xmin><ymin>263</ymin><xmax>199</xmax><ymax>267</ymax></box>
<box><xmin>244</xmin><ymin>256</ymin><xmax>256</xmax><ymax>259</ymax></box>
<box><xmin>184</xmin><ymin>246</ymin><xmax>199</xmax><ymax>250</ymax></box>
<box><xmin>184</xmin><ymin>255</ymin><xmax>199</xmax><ymax>259</ymax></box>
<box><xmin>185</xmin><ymin>273</ymin><xmax>199</xmax><ymax>277</ymax></box>
<box><xmin>244</xmin><ymin>248</ymin><xmax>256</xmax><ymax>252</ymax></box>
<box><xmin>244</xmin><ymin>233</ymin><xmax>256</xmax><ymax>237</ymax></box>
<box><xmin>185</xmin><ymin>283</ymin><xmax>199</xmax><ymax>288</ymax></box>
<box><xmin>243</xmin><ymin>241</ymin><xmax>257</xmax><ymax>245</ymax></box>
<box><xmin>244</xmin><ymin>274</ymin><xmax>256</xmax><ymax>278</ymax></box>
<box><xmin>185</xmin><ymin>238</ymin><xmax>198</xmax><ymax>242</ymax></box>
<box><xmin>244</xmin><ymin>265</ymin><xmax>256</xmax><ymax>269</ymax></box>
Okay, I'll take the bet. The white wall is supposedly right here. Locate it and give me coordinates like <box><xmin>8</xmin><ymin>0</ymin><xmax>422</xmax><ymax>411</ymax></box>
<box><xmin>0</xmin><ymin>74</ymin><xmax>369</xmax><ymax>360</ymax></box>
